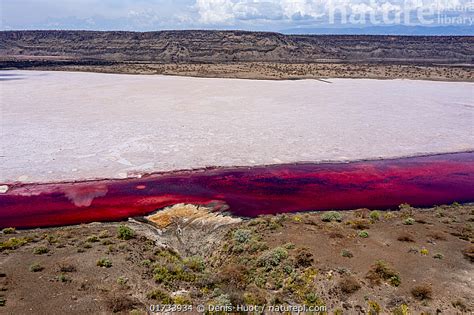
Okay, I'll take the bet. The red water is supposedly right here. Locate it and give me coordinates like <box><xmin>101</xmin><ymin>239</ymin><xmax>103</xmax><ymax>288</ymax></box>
<box><xmin>1</xmin><ymin>152</ymin><xmax>473</xmax><ymax>229</ymax></box>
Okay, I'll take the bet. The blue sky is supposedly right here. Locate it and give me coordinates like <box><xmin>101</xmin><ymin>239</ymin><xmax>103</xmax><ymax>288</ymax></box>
<box><xmin>1</xmin><ymin>0</ymin><xmax>473</xmax><ymax>33</ymax></box>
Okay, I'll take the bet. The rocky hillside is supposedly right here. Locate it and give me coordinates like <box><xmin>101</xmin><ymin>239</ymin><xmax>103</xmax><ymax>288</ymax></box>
<box><xmin>1</xmin><ymin>30</ymin><xmax>473</xmax><ymax>64</ymax></box>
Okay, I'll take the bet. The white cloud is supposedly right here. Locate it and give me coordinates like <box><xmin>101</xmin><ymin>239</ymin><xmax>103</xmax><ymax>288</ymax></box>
<box><xmin>196</xmin><ymin>0</ymin><xmax>236</xmax><ymax>24</ymax></box>
<box><xmin>194</xmin><ymin>0</ymin><xmax>473</xmax><ymax>24</ymax></box>
<box><xmin>1</xmin><ymin>0</ymin><xmax>472</xmax><ymax>30</ymax></box>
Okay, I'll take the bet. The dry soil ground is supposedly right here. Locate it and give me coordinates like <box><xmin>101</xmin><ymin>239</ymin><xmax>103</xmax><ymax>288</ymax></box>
<box><xmin>1</xmin><ymin>204</ymin><xmax>473</xmax><ymax>314</ymax></box>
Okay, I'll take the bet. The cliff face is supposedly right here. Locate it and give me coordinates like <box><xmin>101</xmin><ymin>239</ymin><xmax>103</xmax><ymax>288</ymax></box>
<box><xmin>1</xmin><ymin>30</ymin><xmax>473</xmax><ymax>63</ymax></box>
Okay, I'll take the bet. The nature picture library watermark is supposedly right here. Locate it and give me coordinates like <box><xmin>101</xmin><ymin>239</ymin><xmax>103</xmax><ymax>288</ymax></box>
<box><xmin>324</xmin><ymin>0</ymin><xmax>473</xmax><ymax>26</ymax></box>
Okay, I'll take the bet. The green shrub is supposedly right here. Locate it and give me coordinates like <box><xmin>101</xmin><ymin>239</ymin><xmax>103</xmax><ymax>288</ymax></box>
<box><xmin>341</xmin><ymin>249</ymin><xmax>353</xmax><ymax>258</ymax></box>
<box><xmin>0</xmin><ymin>296</ymin><xmax>5</xmax><ymax>306</ymax></box>
<box><xmin>403</xmin><ymin>217</ymin><xmax>415</xmax><ymax>225</ymax></box>
<box><xmin>141</xmin><ymin>259</ymin><xmax>152</xmax><ymax>267</ymax></box>
<box><xmin>389</xmin><ymin>274</ymin><xmax>401</xmax><ymax>287</ymax></box>
<box><xmin>97</xmin><ymin>258</ymin><xmax>112</xmax><ymax>268</ymax></box>
<box><xmin>57</xmin><ymin>274</ymin><xmax>71</xmax><ymax>283</ymax></box>
<box><xmin>233</xmin><ymin>229</ymin><xmax>252</xmax><ymax>243</ymax></box>
<box><xmin>283</xmin><ymin>264</ymin><xmax>294</xmax><ymax>275</ymax></box>
<box><xmin>367</xmin><ymin>260</ymin><xmax>401</xmax><ymax>287</ymax></box>
<box><xmin>86</xmin><ymin>235</ymin><xmax>99</xmax><ymax>243</ymax></box>
<box><xmin>2</xmin><ymin>228</ymin><xmax>16</xmax><ymax>234</ymax></box>
<box><xmin>368</xmin><ymin>301</ymin><xmax>381</xmax><ymax>314</ymax></box>
<box><xmin>153</xmin><ymin>264</ymin><xmax>195</xmax><ymax>285</ymax></box>
<box><xmin>173</xmin><ymin>295</ymin><xmax>192</xmax><ymax>305</ymax></box>
<box><xmin>183</xmin><ymin>256</ymin><xmax>205</xmax><ymax>272</ymax></box>
<box><xmin>29</xmin><ymin>263</ymin><xmax>43</xmax><ymax>272</ymax></box>
<box><xmin>248</xmin><ymin>240</ymin><xmax>269</xmax><ymax>253</ymax></box>
<box><xmin>156</xmin><ymin>248</ymin><xmax>181</xmax><ymax>263</ymax></box>
<box><xmin>99</xmin><ymin>230</ymin><xmax>110</xmax><ymax>238</ymax></box>
<box><xmin>212</xmin><ymin>294</ymin><xmax>232</xmax><ymax>307</ymax></box>
<box><xmin>33</xmin><ymin>246</ymin><xmax>49</xmax><ymax>255</ymax></box>
<box><xmin>147</xmin><ymin>289</ymin><xmax>173</xmax><ymax>303</ymax></box>
<box><xmin>321</xmin><ymin>211</ymin><xmax>343</xmax><ymax>222</ymax></box>
<box><xmin>268</xmin><ymin>218</ymin><xmax>283</xmax><ymax>230</ymax></box>
<box><xmin>117</xmin><ymin>276</ymin><xmax>129</xmax><ymax>286</ymax></box>
<box><xmin>369</xmin><ymin>211</ymin><xmax>381</xmax><ymax>221</ymax></box>
<box><xmin>258</xmin><ymin>247</ymin><xmax>288</xmax><ymax>271</ymax></box>
<box><xmin>0</xmin><ymin>237</ymin><xmax>28</xmax><ymax>251</ymax></box>
<box><xmin>392</xmin><ymin>304</ymin><xmax>409</xmax><ymax>315</ymax></box>
<box><xmin>358</xmin><ymin>230</ymin><xmax>369</xmax><ymax>238</ymax></box>
<box><xmin>283</xmin><ymin>242</ymin><xmax>295</xmax><ymax>250</ymax></box>
<box><xmin>46</xmin><ymin>235</ymin><xmax>58</xmax><ymax>244</ymax></box>
<box><xmin>399</xmin><ymin>203</ymin><xmax>411</xmax><ymax>210</ymax></box>
<box><xmin>305</xmin><ymin>292</ymin><xmax>320</xmax><ymax>306</ymax></box>
<box><xmin>117</xmin><ymin>225</ymin><xmax>134</xmax><ymax>240</ymax></box>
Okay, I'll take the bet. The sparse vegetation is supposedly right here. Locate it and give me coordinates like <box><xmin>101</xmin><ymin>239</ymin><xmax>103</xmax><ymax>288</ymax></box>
<box><xmin>339</xmin><ymin>276</ymin><xmax>361</xmax><ymax>294</ymax></box>
<box><xmin>461</xmin><ymin>245</ymin><xmax>474</xmax><ymax>262</ymax></box>
<box><xmin>98</xmin><ymin>230</ymin><xmax>110</xmax><ymax>238</ymax></box>
<box><xmin>57</xmin><ymin>274</ymin><xmax>71</xmax><ymax>283</ymax></box>
<box><xmin>341</xmin><ymin>249</ymin><xmax>353</xmax><ymax>258</ymax></box>
<box><xmin>1</xmin><ymin>204</ymin><xmax>472</xmax><ymax>313</ymax></box>
<box><xmin>367</xmin><ymin>260</ymin><xmax>401</xmax><ymax>287</ymax></box>
<box><xmin>368</xmin><ymin>300</ymin><xmax>381</xmax><ymax>314</ymax></box>
<box><xmin>147</xmin><ymin>289</ymin><xmax>173</xmax><ymax>303</ymax></box>
<box><xmin>399</xmin><ymin>203</ymin><xmax>412</xmax><ymax>211</ymax></box>
<box><xmin>33</xmin><ymin>246</ymin><xmax>49</xmax><ymax>255</ymax></box>
<box><xmin>106</xmin><ymin>294</ymin><xmax>138</xmax><ymax>313</ymax></box>
<box><xmin>0</xmin><ymin>237</ymin><xmax>28</xmax><ymax>251</ymax></box>
<box><xmin>321</xmin><ymin>211</ymin><xmax>343</xmax><ymax>222</ymax></box>
<box><xmin>29</xmin><ymin>263</ymin><xmax>44</xmax><ymax>272</ymax></box>
<box><xmin>153</xmin><ymin>263</ymin><xmax>195</xmax><ymax>286</ymax></box>
<box><xmin>97</xmin><ymin>258</ymin><xmax>112</xmax><ymax>268</ymax></box>
<box><xmin>58</xmin><ymin>261</ymin><xmax>76</xmax><ymax>273</ymax></box>
<box><xmin>411</xmin><ymin>284</ymin><xmax>433</xmax><ymax>300</ymax></box>
<box><xmin>451</xmin><ymin>299</ymin><xmax>468</xmax><ymax>312</ymax></box>
<box><xmin>403</xmin><ymin>217</ymin><xmax>415</xmax><ymax>225</ymax></box>
<box><xmin>369</xmin><ymin>211</ymin><xmax>381</xmax><ymax>222</ymax></box>
<box><xmin>392</xmin><ymin>304</ymin><xmax>409</xmax><ymax>315</ymax></box>
<box><xmin>2</xmin><ymin>228</ymin><xmax>16</xmax><ymax>234</ymax></box>
<box><xmin>347</xmin><ymin>219</ymin><xmax>370</xmax><ymax>230</ymax></box>
<box><xmin>233</xmin><ymin>229</ymin><xmax>252</xmax><ymax>243</ymax></box>
<box><xmin>294</xmin><ymin>248</ymin><xmax>314</xmax><ymax>268</ymax></box>
<box><xmin>117</xmin><ymin>225</ymin><xmax>134</xmax><ymax>240</ymax></box>
<box><xmin>117</xmin><ymin>276</ymin><xmax>129</xmax><ymax>286</ymax></box>
<box><xmin>358</xmin><ymin>230</ymin><xmax>369</xmax><ymax>238</ymax></box>
<box><xmin>86</xmin><ymin>235</ymin><xmax>99</xmax><ymax>243</ymax></box>
<box><xmin>183</xmin><ymin>256</ymin><xmax>205</xmax><ymax>272</ymax></box>
<box><xmin>257</xmin><ymin>247</ymin><xmax>288</xmax><ymax>271</ymax></box>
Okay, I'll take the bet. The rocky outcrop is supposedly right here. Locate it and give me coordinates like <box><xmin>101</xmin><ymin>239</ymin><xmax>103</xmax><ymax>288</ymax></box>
<box><xmin>1</xmin><ymin>30</ymin><xmax>472</xmax><ymax>64</ymax></box>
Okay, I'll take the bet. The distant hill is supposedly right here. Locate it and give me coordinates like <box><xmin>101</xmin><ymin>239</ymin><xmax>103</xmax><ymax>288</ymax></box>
<box><xmin>1</xmin><ymin>30</ymin><xmax>472</xmax><ymax>64</ymax></box>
